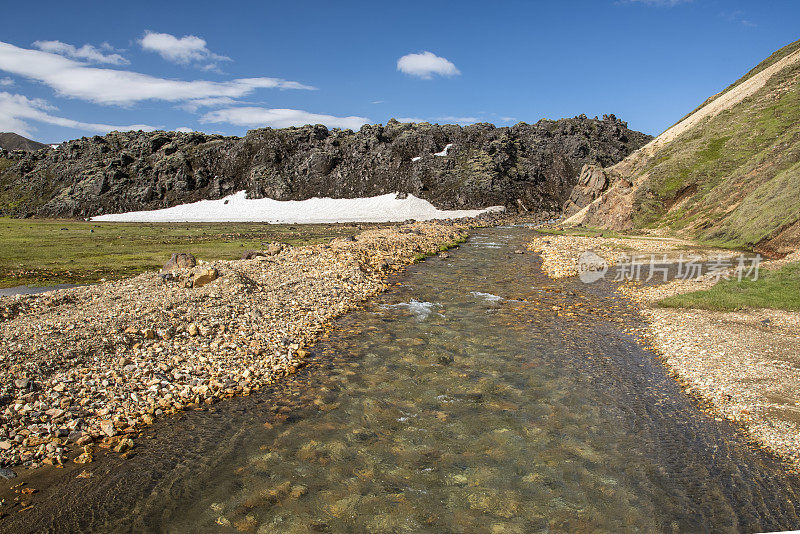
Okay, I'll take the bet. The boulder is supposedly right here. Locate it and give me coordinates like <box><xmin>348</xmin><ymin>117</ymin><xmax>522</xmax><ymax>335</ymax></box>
<box><xmin>99</xmin><ymin>420</ymin><xmax>116</xmax><ymax>437</ymax></box>
<box><xmin>13</xmin><ymin>378</ymin><xmax>30</xmax><ymax>389</ymax></box>
<box><xmin>563</xmin><ymin>164</ymin><xmax>612</xmax><ymax>216</ymax></box>
<box><xmin>265</xmin><ymin>243</ymin><xmax>284</xmax><ymax>255</ymax></box>
<box><xmin>192</xmin><ymin>268</ymin><xmax>219</xmax><ymax>287</ymax></box>
<box><xmin>162</xmin><ymin>253</ymin><xmax>197</xmax><ymax>272</ymax></box>
<box><xmin>241</xmin><ymin>250</ymin><xmax>266</xmax><ymax>260</ymax></box>
<box><xmin>114</xmin><ymin>438</ymin><xmax>134</xmax><ymax>454</ymax></box>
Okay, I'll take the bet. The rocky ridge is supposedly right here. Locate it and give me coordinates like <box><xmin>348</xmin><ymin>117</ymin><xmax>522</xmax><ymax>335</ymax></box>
<box><xmin>0</xmin><ymin>116</ymin><xmax>650</xmax><ymax>218</ymax></box>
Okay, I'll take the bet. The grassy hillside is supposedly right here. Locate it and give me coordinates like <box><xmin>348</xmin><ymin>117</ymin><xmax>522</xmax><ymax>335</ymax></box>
<box><xmin>577</xmin><ymin>38</ymin><xmax>800</xmax><ymax>254</ymax></box>
<box><xmin>672</xmin><ymin>39</ymin><xmax>800</xmax><ymax>127</ymax></box>
<box><xmin>633</xmin><ymin>51</ymin><xmax>800</xmax><ymax>246</ymax></box>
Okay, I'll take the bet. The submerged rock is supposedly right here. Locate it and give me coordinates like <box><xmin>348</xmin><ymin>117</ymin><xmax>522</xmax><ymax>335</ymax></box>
<box><xmin>0</xmin><ymin>467</ymin><xmax>16</xmax><ymax>479</ymax></box>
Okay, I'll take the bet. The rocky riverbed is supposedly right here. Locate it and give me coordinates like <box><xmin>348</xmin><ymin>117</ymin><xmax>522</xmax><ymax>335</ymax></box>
<box><xmin>0</xmin><ymin>219</ymin><xmax>476</xmax><ymax>472</ymax></box>
<box><xmin>529</xmin><ymin>231</ymin><xmax>800</xmax><ymax>471</ymax></box>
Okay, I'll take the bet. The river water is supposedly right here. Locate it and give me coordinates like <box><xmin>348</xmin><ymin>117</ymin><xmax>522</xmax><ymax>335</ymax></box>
<box><xmin>6</xmin><ymin>227</ymin><xmax>800</xmax><ymax>533</ymax></box>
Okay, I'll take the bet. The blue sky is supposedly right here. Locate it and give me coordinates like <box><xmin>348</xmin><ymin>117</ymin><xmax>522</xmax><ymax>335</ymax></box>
<box><xmin>0</xmin><ymin>0</ymin><xmax>798</xmax><ymax>143</ymax></box>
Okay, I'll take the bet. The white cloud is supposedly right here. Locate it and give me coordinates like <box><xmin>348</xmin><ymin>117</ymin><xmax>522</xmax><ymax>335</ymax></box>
<box><xmin>200</xmin><ymin>107</ymin><xmax>370</xmax><ymax>130</ymax></box>
<box><xmin>0</xmin><ymin>92</ymin><xmax>156</xmax><ymax>137</ymax></box>
<box><xmin>721</xmin><ymin>10</ymin><xmax>756</xmax><ymax>27</ymax></box>
<box><xmin>0</xmin><ymin>77</ymin><xmax>13</xmax><ymax>87</ymax></box>
<box><xmin>139</xmin><ymin>31</ymin><xmax>230</xmax><ymax>68</ymax></box>
<box><xmin>32</xmin><ymin>40</ymin><xmax>129</xmax><ymax>65</ymax></box>
<box><xmin>396</xmin><ymin>117</ymin><xmax>427</xmax><ymax>123</ymax></box>
<box><xmin>0</xmin><ymin>41</ymin><xmax>315</xmax><ymax>106</ymax></box>
<box><xmin>437</xmin><ymin>116</ymin><xmax>480</xmax><ymax>125</ymax></box>
<box><xmin>397</xmin><ymin>51</ymin><xmax>460</xmax><ymax>79</ymax></box>
<box><xmin>179</xmin><ymin>96</ymin><xmax>240</xmax><ymax>112</ymax></box>
<box><xmin>175</xmin><ymin>126</ymin><xmax>194</xmax><ymax>133</ymax></box>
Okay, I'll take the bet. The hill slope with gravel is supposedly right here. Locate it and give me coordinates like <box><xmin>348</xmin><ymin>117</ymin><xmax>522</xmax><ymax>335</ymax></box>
<box><xmin>565</xmin><ymin>38</ymin><xmax>800</xmax><ymax>256</ymax></box>
<box><xmin>0</xmin><ymin>132</ymin><xmax>48</xmax><ymax>152</ymax></box>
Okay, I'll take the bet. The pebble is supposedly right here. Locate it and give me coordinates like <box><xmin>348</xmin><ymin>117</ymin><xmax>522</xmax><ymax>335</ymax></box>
<box><xmin>99</xmin><ymin>420</ymin><xmax>116</xmax><ymax>437</ymax></box>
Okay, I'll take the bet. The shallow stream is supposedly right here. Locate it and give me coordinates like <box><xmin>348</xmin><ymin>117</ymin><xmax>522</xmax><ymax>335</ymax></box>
<box><xmin>0</xmin><ymin>284</ymin><xmax>81</xmax><ymax>297</ymax></box>
<box><xmin>6</xmin><ymin>227</ymin><xmax>800</xmax><ymax>533</ymax></box>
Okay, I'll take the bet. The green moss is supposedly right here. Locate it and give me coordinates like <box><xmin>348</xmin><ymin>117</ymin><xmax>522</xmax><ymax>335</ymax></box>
<box><xmin>439</xmin><ymin>234</ymin><xmax>468</xmax><ymax>251</ymax></box>
<box><xmin>659</xmin><ymin>262</ymin><xmax>800</xmax><ymax>311</ymax></box>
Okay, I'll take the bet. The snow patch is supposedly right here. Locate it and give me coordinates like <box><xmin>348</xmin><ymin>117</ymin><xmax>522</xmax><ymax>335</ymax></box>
<box><xmin>91</xmin><ymin>191</ymin><xmax>504</xmax><ymax>223</ymax></box>
<box><xmin>411</xmin><ymin>156</ymin><xmax>422</xmax><ymax>162</ymax></box>
<box><xmin>434</xmin><ymin>143</ymin><xmax>453</xmax><ymax>157</ymax></box>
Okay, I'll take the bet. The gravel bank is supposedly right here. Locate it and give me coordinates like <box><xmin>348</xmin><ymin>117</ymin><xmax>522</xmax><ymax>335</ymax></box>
<box><xmin>0</xmin><ymin>220</ymin><xmax>471</xmax><ymax>471</ymax></box>
<box><xmin>529</xmin><ymin>232</ymin><xmax>800</xmax><ymax>470</ymax></box>
<box><xmin>527</xmin><ymin>232</ymin><xmax>716</xmax><ymax>278</ymax></box>
<box><xmin>623</xmin><ymin>263</ymin><xmax>800</xmax><ymax>470</ymax></box>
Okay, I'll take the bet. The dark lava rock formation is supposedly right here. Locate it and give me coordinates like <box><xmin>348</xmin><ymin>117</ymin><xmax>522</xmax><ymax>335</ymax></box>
<box><xmin>0</xmin><ymin>116</ymin><xmax>650</xmax><ymax>218</ymax></box>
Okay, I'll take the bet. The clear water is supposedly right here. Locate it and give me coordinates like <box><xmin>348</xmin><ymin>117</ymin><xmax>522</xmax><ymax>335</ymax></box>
<box><xmin>8</xmin><ymin>227</ymin><xmax>800</xmax><ymax>533</ymax></box>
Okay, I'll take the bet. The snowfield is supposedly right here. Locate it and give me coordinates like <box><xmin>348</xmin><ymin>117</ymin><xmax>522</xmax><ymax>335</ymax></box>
<box><xmin>91</xmin><ymin>191</ymin><xmax>504</xmax><ymax>223</ymax></box>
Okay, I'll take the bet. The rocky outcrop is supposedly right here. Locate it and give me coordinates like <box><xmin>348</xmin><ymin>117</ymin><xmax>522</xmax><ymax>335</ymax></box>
<box><xmin>161</xmin><ymin>253</ymin><xmax>197</xmax><ymax>272</ymax></box>
<box><xmin>0</xmin><ymin>116</ymin><xmax>650</xmax><ymax>218</ymax></box>
<box><xmin>562</xmin><ymin>164</ymin><xmax>617</xmax><ymax>217</ymax></box>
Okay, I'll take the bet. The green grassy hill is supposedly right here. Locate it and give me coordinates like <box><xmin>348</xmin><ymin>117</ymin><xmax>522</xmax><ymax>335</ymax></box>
<box><xmin>572</xmin><ymin>38</ymin><xmax>800</xmax><ymax>256</ymax></box>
